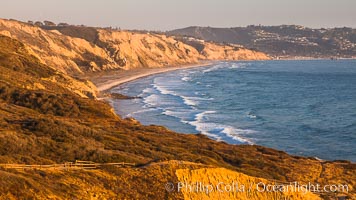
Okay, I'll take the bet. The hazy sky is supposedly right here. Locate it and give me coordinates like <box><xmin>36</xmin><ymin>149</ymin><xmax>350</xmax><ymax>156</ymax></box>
<box><xmin>1</xmin><ymin>0</ymin><xmax>355</xmax><ymax>30</ymax></box>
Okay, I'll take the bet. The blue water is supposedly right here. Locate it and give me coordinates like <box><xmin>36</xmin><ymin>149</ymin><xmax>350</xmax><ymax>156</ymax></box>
<box><xmin>111</xmin><ymin>60</ymin><xmax>356</xmax><ymax>162</ymax></box>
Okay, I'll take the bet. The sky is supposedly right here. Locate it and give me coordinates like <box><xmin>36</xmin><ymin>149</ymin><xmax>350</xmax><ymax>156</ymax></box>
<box><xmin>1</xmin><ymin>0</ymin><xmax>355</xmax><ymax>31</ymax></box>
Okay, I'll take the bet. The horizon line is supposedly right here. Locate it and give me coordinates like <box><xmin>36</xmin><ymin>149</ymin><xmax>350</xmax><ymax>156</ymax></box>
<box><xmin>1</xmin><ymin>18</ymin><xmax>356</xmax><ymax>31</ymax></box>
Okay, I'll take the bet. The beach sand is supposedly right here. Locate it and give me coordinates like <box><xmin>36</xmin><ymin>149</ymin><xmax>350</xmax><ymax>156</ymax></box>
<box><xmin>88</xmin><ymin>62</ymin><xmax>213</xmax><ymax>93</ymax></box>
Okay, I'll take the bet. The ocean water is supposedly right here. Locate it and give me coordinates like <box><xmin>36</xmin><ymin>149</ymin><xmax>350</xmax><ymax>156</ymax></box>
<box><xmin>111</xmin><ymin>60</ymin><xmax>356</xmax><ymax>162</ymax></box>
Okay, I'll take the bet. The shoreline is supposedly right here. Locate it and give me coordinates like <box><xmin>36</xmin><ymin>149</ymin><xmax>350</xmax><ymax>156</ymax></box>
<box><xmin>88</xmin><ymin>61</ymin><xmax>214</xmax><ymax>93</ymax></box>
<box><xmin>89</xmin><ymin>58</ymin><xmax>356</xmax><ymax>94</ymax></box>
<box><xmin>88</xmin><ymin>58</ymin><xmax>356</xmax><ymax>94</ymax></box>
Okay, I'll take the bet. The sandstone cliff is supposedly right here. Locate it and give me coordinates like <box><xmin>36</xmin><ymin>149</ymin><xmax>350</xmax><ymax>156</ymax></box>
<box><xmin>0</xmin><ymin>18</ymin><xmax>269</xmax><ymax>77</ymax></box>
<box><xmin>0</xmin><ymin>19</ymin><xmax>116</xmax><ymax>74</ymax></box>
<box><xmin>176</xmin><ymin>167</ymin><xmax>321</xmax><ymax>200</ymax></box>
<box><xmin>96</xmin><ymin>30</ymin><xmax>200</xmax><ymax>70</ymax></box>
<box><xmin>201</xmin><ymin>42</ymin><xmax>270</xmax><ymax>60</ymax></box>
<box><xmin>0</xmin><ymin>35</ymin><xmax>98</xmax><ymax>98</ymax></box>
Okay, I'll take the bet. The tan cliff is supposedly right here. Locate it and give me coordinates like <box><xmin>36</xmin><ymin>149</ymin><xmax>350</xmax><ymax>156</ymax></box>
<box><xmin>176</xmin><ymin>167</ymin><xmax>321</xmax><ymax>200</ymax></box>
<box><xmin>0</xmin><ymin>18</ymin><xmax>270</xmax><ymax>76</ymax></box>
<box><xmin>0</xmin><ymin>19</ymin><xmax>116</xmax><ymax>74</ymax></box>
<box><xmin>96</xmin><ymin>30</ymin><xmax>201</xmax><ymax>70</ymax></box>
<box><xmin>201</xmin><ymin>42</ymin><xmax>270</xmax><ymax>60</ymax></box>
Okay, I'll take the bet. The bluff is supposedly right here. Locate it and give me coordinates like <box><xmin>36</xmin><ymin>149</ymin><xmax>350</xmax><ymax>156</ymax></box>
<box><xmin>0</xmin><ymin>19</ymin><xmax>269</xmax><ymax>77</ymax></box>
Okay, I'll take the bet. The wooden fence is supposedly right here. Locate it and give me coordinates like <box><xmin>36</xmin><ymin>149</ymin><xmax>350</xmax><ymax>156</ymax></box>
<box><xmin>0</xmin><ymin>160</ymin><xmax>136</xmax><ymax>170</ymax></box>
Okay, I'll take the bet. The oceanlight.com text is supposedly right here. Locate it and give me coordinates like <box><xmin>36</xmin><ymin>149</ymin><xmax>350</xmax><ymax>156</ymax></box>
<box><xmin>165</xmin><ymin>181</ymin><xmax>349</xmax><ymax>194</ymax></box>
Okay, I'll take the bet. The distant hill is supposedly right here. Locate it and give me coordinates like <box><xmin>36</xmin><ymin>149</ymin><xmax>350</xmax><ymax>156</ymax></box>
<box><xmin>168</xmin><ymin>25</ymin><xmax>356</xmax><ymax>58</ymax></box>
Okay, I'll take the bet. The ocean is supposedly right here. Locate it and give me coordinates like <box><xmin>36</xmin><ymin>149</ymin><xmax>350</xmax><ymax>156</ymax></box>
<box><xmin>111</xmin><ymin>60</ymin><xmax>356</xmax><ymax>162</ymax></box>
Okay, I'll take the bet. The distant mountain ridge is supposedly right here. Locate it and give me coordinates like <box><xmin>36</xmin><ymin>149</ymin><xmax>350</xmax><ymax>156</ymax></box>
<box><xmin>168</xmin><ymin>25</ymin><xmax>356</xmax><ymax>58</ymax></box>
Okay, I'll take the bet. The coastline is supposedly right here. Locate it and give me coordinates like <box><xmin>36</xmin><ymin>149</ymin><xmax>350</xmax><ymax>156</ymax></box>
<box><xmin>88</xmin><ymin>58</ymin><xmax>356</xmax><ymax>94</ymax></box>
<box><xmin>88</xmin><ymin>61</ymin><xmax>214</xmax><ymax>93</ymax></box>
<box><xmin>89</xmin><ymin>58</ymin><xmax>356</xmax><ymax>92</ymax></box>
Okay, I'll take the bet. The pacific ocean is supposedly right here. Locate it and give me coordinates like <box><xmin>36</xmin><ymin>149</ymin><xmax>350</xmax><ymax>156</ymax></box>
<box><xmin>111</xmin><ymin>60</ymin><xmax>356</xmax><ymax>162</ymax></box>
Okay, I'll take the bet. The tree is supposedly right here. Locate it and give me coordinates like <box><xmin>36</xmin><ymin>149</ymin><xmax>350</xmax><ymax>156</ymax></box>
<box><xmin>34</xmin><ymin>21</ymin><xmax>44</xmax><ymax>27</ymax></box>
<box><xmin>44</xmin><ymin>20</ymin><xmax>56</xmax><ymax>26</ymax></box>
<box><xmin>58</xmin><ymin>22</ymin><xmax>69</xmax><ymax>27</ymax></box>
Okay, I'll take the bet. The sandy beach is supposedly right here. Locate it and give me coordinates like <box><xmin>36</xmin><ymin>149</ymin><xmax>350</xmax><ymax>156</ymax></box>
<box><xmin>88</xmin><ymin>62</ymin><xmax>213</xmax><ymax>92</ymax></box>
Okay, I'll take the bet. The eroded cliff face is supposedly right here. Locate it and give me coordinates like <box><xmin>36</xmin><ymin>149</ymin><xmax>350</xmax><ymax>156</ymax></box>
<box><xmin>0</xmin><ymin>35</ymin><xmax>98</xmax><ymax>98</ymax></box>
<box><xmin>0</xmin><ymin>19</ymin><xmax>116</xmax><ymax>74</ymax></box>
<box><xmin>96</xmin><ymin>30</ymin><xmax>201</xmax><ymax>70</ymax></box>
<box><xmin>201</xmin><ymin>42</ymin><xmax>271</xmax><ymax>60</ymax></box>
<box><xmin>0</xmin><ymin>19</ymin><xmax>270</xmax><ymax>76</ymax></box>
<box><xmin>176</xmin><ymin>167</ymin><xmax>321</xmax><ymax>200</ymax></box>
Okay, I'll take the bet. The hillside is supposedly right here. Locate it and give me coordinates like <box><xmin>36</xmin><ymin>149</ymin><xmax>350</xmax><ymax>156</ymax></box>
<box><xmin>0</xmin><ymin>19</ymin><xmax>269</xmax><ymax>77</ymax></box>
<box><xmin>168</xmin><ymin>25</ymin><xmax>356</xmax><ymax>58</ymax></box>
<box><xmin>0</xmin><ymin>19</ymin><xmax>354</xmax><ymax>199</ymax></box>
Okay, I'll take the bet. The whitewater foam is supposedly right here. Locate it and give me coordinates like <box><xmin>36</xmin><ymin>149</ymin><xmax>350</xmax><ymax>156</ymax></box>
<box><xmin>202</xmin><ymin>63</ymin><xmax>225</xmax><ymax>73</ymax></box>
<box><xmin>187</xmin><ymin>111</ymin><xmax>220</xmax><ymax>139</ymax></box>
<box><xmin>181</xmin><ymin>76</ymin><xmax>191</xmax><ymax>82</ymax></box>
<box><xmin>181</xmin><ymin>96</ymin><xmax>213</xmax><ymax>107</ymax></box>
<box><xmin>229</xmin><ymin>62</ymin><xmax>250</xmax><ymax>69</ymax></box>
<box><xmin>153</xmin><ymin>83</ymin><xmax>176</xmax><ymax>96</ymax></box>
<box><xmin>152</xmin><ymin>76</ymin><xmax>213</xmax><ymax>109</ymax></box>
<box><xmin>247</xmin><ymin>111</ymin><xmax>257</xmax><ymax>119</ymax></box>
<box><xmin>187</xmin><ymin>111</ymin><xmax>254</xmax><ymax>144</ymax></box>
<box><xmin>126</xmin><ymin>108</ymin><xmax>157</xmax><ymax>118</ymax></box>
<box><xmin>221</xmin><ymin>127</ymin><xmax>254</xmax><ymax>144</ymax></box>
<box><xmin>143</xmin><ymin>94</ymin><xmax>161</xmax><ymax>107</ymax></box>
<box><xmin>142</xmin><ymin>87</ymin><xmax>156</xmax><ymax>94</ymax></box>
<box><xmin>181</xmin><ymin>96</ymin><xmax>198</xmax><ymax>107</ymax></box>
